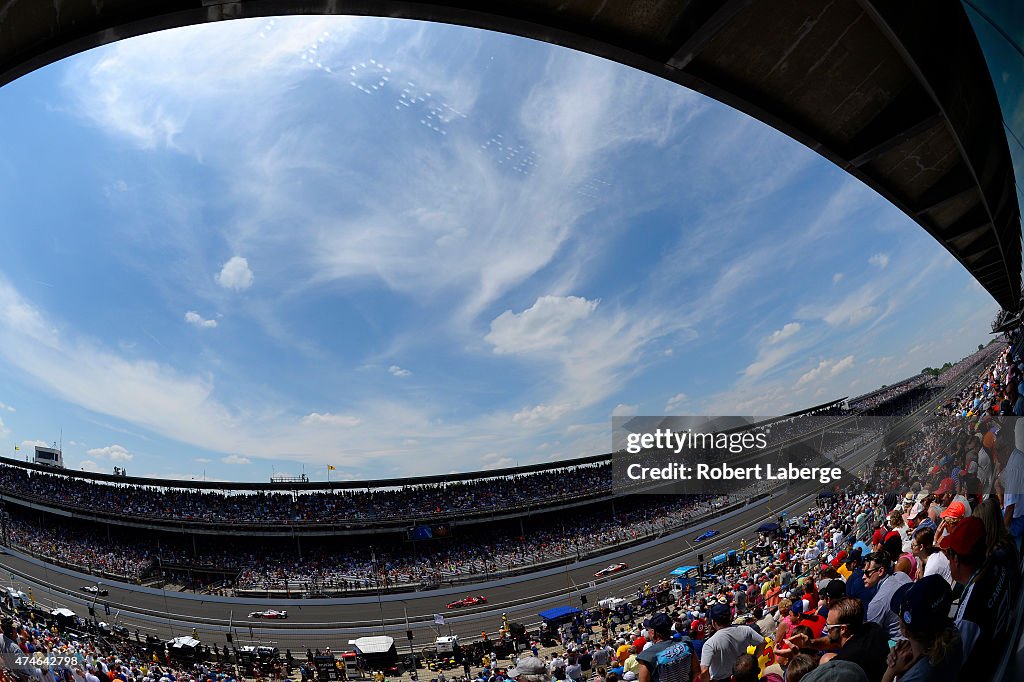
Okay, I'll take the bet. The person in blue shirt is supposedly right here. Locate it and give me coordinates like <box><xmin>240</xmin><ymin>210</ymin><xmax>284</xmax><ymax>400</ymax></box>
<box><xmin>844</xmin><ymin>549</ymin><xmax>877</xmax><ymax>607</ymax></box>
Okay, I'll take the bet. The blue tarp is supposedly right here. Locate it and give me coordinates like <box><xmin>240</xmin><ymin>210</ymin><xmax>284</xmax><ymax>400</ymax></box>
<box><xmin>669</xmin><ymin>565</ymin><xmax>698</xmax><ymax>576</ymax></box>
<box><xmin>539</xmin><ymin>606</ymin><xmax>582</xmax><ymax>622</ymax></box>
<box><xmin>711</xmin><ymin>553</ymin><xmax>727</xmax><ymax>566</ymax></box>
<box><xmin>757</xmin><ymin>522</ymin><xmax>780</xmax><ymax>532</ymax></box>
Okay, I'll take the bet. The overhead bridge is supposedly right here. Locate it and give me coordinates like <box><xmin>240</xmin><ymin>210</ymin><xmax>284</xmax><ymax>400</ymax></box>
<box><xmin>0</xmin><ymin>0</ymin><xmax>1018</xmax><ymax>308</ymax></box>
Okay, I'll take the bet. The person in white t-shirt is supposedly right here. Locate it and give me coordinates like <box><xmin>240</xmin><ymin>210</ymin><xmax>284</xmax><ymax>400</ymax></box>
<box><xmin>998</xmin><ymin>433</ymin><xmax>1024</xmax><ymax>541</ymax></box>
<box><xmin>910</xmin><ymin>526</ymin><xmax>952</xmax><ymax>586</ymax></box>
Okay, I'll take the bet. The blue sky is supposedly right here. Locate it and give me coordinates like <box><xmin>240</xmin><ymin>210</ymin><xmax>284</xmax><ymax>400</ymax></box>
<box><xmin>0</xmin><ymin>16</ymin><xmax>1001</xmax><ymax>481</ymax></box>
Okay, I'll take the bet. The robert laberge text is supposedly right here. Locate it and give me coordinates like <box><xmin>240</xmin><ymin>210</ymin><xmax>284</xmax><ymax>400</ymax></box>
<box><xmin>625</xmin><ymin>462</ymin><xmax>842</xmax><ymax>484</ymax></box>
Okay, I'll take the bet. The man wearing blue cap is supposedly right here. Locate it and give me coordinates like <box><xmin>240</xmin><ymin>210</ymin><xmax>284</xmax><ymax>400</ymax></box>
<box><xmin>698</xmin><ymin>604</ymin><xmax>763</xmax><ymax>682</ymax></box>
<box><xmin>636</xmin><ymin>613</ymin><xmax>698</xmax><ymax>682</ymax></box>
<box><xmin>882</xmin><ymin>574</ymin><xmax>961</xmax><ymax>682</ymax></box>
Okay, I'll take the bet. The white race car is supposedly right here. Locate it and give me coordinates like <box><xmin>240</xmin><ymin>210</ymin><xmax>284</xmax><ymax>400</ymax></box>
<box><xmin>248</xmin><ymin>609</ymin><xmax>288</xmax><ymax>619</ymax></box>
<box><xmin>594</xmin><ymin>562</ymin><xmax>628</xmax><ymax>578</ymax></box>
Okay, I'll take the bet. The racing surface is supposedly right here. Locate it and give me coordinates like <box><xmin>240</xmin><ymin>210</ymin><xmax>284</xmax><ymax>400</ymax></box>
<box><xmin>0</xmin><ymin>430</ymin><xmax>887</xmax><ymax>652</ymax></box>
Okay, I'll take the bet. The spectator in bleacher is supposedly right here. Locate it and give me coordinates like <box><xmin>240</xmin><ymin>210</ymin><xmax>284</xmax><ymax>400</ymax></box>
<box><xmin>996</xmin><ymin>420</ymin><xmax>1024</xmax><ymax>544</ymax></box>
<box><xmin>861</xmin><ymin>553</ymin><xmax>911</xmax><ymax>641</ymax></box>
<box><xmin>908</xmin><ymin>527</ymin><xmax>950</xmax><ymax>586</ymax></box>
<box><xmin>636</xmin><ymin>613</ymin><xmax>698</xmax><ymax>682</ymax></box>
<box><xmin>698</xmin><ymin>604</ymin><xmax>763</xmax><ymax>682</ymax></box>
<box><xmin>816</xmin><ymin>580</ymin><xmax>846</xmax><ymax>619</ymax></box>
<box><xmin>788</xmin><ymin>597</ymin><xmax>887</xmax><ymax>682</ymax></box>
<box><xmin>942</xmin><ymin>515</ymin><xmax>1020</xmax><ymax>681</ymax></box>
<box><xmin>881</xmin><ymin>575</ymin><xmax>961</xmax><ymax>682</ymax></box>
<box><xmin>972</xmin><ymin>496</ymin><xmax>1008</xmax><ymax>554</ymax></box>
<box><xmin>508</xmin><ymin>657</ymin><xmax>551</xmax><ymax>682</ymax></box>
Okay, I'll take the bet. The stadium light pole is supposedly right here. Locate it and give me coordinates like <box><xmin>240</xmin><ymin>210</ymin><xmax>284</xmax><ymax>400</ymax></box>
<box><xmin>157</xmin><ymin>557</ymin><xmax>174</xmax><ymax>637</ymax></box>
<box><xmin>403</xmin><ymin>605</ymin><xmax>414</xmax><ymax>661</ymax></box>
<box><xmin>0</xmin><ymin>505</ymin><xmax>8</xmax><ymax>547</ymax></box>
<box><xmin>371</xmin><ymin>547</ymin><xmax>385</xmax><ymax>636</ymax></box>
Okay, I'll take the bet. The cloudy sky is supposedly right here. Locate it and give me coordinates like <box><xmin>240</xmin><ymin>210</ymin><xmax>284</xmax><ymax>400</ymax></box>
<box><xmin>0</xmin><ymin>16</ymin><xmax>1000</xmax><ymax>481</ymax></box>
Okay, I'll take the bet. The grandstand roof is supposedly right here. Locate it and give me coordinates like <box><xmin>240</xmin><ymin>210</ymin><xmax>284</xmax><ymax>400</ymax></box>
<box><xmin>0</xmin><ymin>399</ymin><xmax>851</xmax><ymax>491</ymax></box>
<box><xmin>0</xmin><ymin>0</ymin><xmax>1018</xmax><ymax>309</ymax></box>
<box><xmin>0</xmin><ymin>454</ymin><xmax>608</xmax><ymax>491</ymax></box>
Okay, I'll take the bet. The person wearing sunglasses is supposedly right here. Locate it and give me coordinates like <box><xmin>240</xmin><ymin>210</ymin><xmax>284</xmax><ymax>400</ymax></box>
<box><xmin>861</xmin><ymin>553</ymin><xmax>911</xmax><ymax>641</ymax></box>
<box><xmin>784</xmin><ymin>597</ymin><xmax>887</xmax><ymax>682</ymax></box>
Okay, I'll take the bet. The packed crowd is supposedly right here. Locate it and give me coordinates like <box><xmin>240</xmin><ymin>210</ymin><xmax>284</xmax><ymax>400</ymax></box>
<box><xmin>4</xmin><ymin>520</ymin><xmax>151</xmax><ymax>581</ymax></box>
<box><xmin>511</xmin><ymin>343</ymin><xmax>1021</xmax><ymax>682</ymax></box>
<box><xmin>232</xmin><ymin>495</ymin><xmax>731</xmax><ymax>592</ymax></box>
<box><xmin>3</xmin><ymin>493</ymin><xmax>733</xmax><ymax>591</ymax></box>
<box><xmin>0</xmin><ymin>616</ymin><xmax>239</xmax><ymax>682</ymax></box>
<box><xmin>0</xmin><ymin>465</ymin><xmax>615</xmax><ymax>524</ymax></box>
<box><xmin>847</xmin><ymin>375</ymin><xmax>935</xmax><ymax>413</ymax></box>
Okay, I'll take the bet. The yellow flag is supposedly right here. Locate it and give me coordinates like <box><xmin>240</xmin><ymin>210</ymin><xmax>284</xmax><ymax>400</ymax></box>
<box><xmin>328</xmin><ymin>465</ymin><xmax>336</xmax><ymax>471</ymax></box>
<box><xmin>13</xmin><ymin>445</ymin><xmax>19</xmax><ymax>451</ymax></box>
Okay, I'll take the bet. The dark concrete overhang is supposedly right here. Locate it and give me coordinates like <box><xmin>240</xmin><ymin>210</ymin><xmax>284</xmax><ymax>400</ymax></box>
<box><xmin>0</xmin><ymin>0</ymin><xmax>1019</xmax><ymax>308</ymax></box>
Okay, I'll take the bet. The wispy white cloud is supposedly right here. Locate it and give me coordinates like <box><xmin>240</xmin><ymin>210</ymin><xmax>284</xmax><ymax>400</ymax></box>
<box><xmin>486</xmin><ymin>296</ymin><xmax>598</xmax><ymax>355</ymax></box>
<box><xmin>184</xmin><ymin>310</ymin><xmax>218</xmax><ymax>328</ymax></box>
<box><xmin>513</xmin><ymin>403</ymin><xmax>573</xmax><ymax>426</ymax></box>
<box><xmin>611</xmin><ymin>403</ymin><xmax>638</xmax><ymax>417</ymax></box>
<box><xmin>223</xmin><ymin>454</ymin><xmax>252</xmax><ymax>465</ymax></box>
<box><xmin>741</xmin><ymin>324</ymin><xmax>814</xmax><ymax>381</ymax></box>
<box><xmin>480</xmin><ymin>453</ymin><xmax>515</xmax><ymax>470</ymax></box>
<box><xmin>797</xmin><ymin>355</ymin><xmax>855</xmax><ymax>386</ymax></box>
<box><xmin>86</xmin><ymin>444</ymin><xmax>133</xmax><ymax>461</ymax></box>
<box><xmin>388</xmin><ymin>365</ymin><xmax>412</xmax><ymax>378</ymax></box>
<box><xmin>665</xmin><ymin>393</ymin><xmax>687</xmax><ymax>413</ymax></box>
<box><xmin>301</xmin><ymin>412</ymin><xmax>362</xmax><ymax>427</ymax></box>
<box><xmin>869</xmin><ymin>253</ymin><xmax>890</xmax><ymax>269</ymax></box>
<box><xmin>0</xmin><ymin>401</ymin><xmax>15</xmax><ymax>412</ymax></box>
<box><xmin>767</xmin><ymin>322</ymin><xmax>801</xmax><ymax>344</ymax></box>
<box><xmin>743</xmin><ymin>343</ymin><xmax>803</xmax><ymax>380</ymax></box>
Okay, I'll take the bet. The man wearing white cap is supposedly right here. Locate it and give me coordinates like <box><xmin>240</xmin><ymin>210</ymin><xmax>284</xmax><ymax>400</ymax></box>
<box><xmin>507</xmin><ymin>657</ymin><xmax>551</xmax><ymax>682</ymax></box>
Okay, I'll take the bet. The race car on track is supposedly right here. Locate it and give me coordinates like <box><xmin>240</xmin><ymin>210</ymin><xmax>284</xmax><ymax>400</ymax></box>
<box><xmin>594</xmin><ymin>562</ymin><xmax>628</xmax><ymax>577</ymax></box>
<box><xmin>694</xmin><ymin>529</ymin><xmax>719</xmax><ymax>542</ymax></box>
<box><xmin>248</xmin><ymin>609</ymin><xmax>288</xmax><ymax>619</ymax></box>
<box><xmin>80</xmin><ymin>585</ymin><xmax>108</xmax><ymax>596</ymax></box>
<box><xmin>446</xmin><ymin>595</ymin><xmax>487</xmax><ymax>609</ymax></box>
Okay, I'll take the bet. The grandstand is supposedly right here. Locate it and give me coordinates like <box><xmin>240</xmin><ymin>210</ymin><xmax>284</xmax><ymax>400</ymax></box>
<box><xmin>0</xmin><ymin>342</ymin><xmax>1003</xmax><ymax>598</ymax></box>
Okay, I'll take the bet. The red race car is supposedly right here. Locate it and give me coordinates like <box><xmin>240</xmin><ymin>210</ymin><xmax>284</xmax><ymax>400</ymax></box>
<box><xmin>446</xmin><ymin>595</ymin><xmax>487</xmax><ymax>609</ymax></box>
<box><xmin>594</xmin><ymin>562</ymin><xmax>628</xmax><ymax>578</ymax></box>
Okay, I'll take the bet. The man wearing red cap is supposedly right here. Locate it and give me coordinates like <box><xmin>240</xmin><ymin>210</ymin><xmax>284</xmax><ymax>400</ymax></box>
<box><xmin>928</xmin><ymin>478</ymin><xmax>955</xmax><ymax>524</ymax></box>
<box><xmin>941</xmin><ymin>516</ymin><xmax>1020</xmax><ymax>682</ymax></box>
